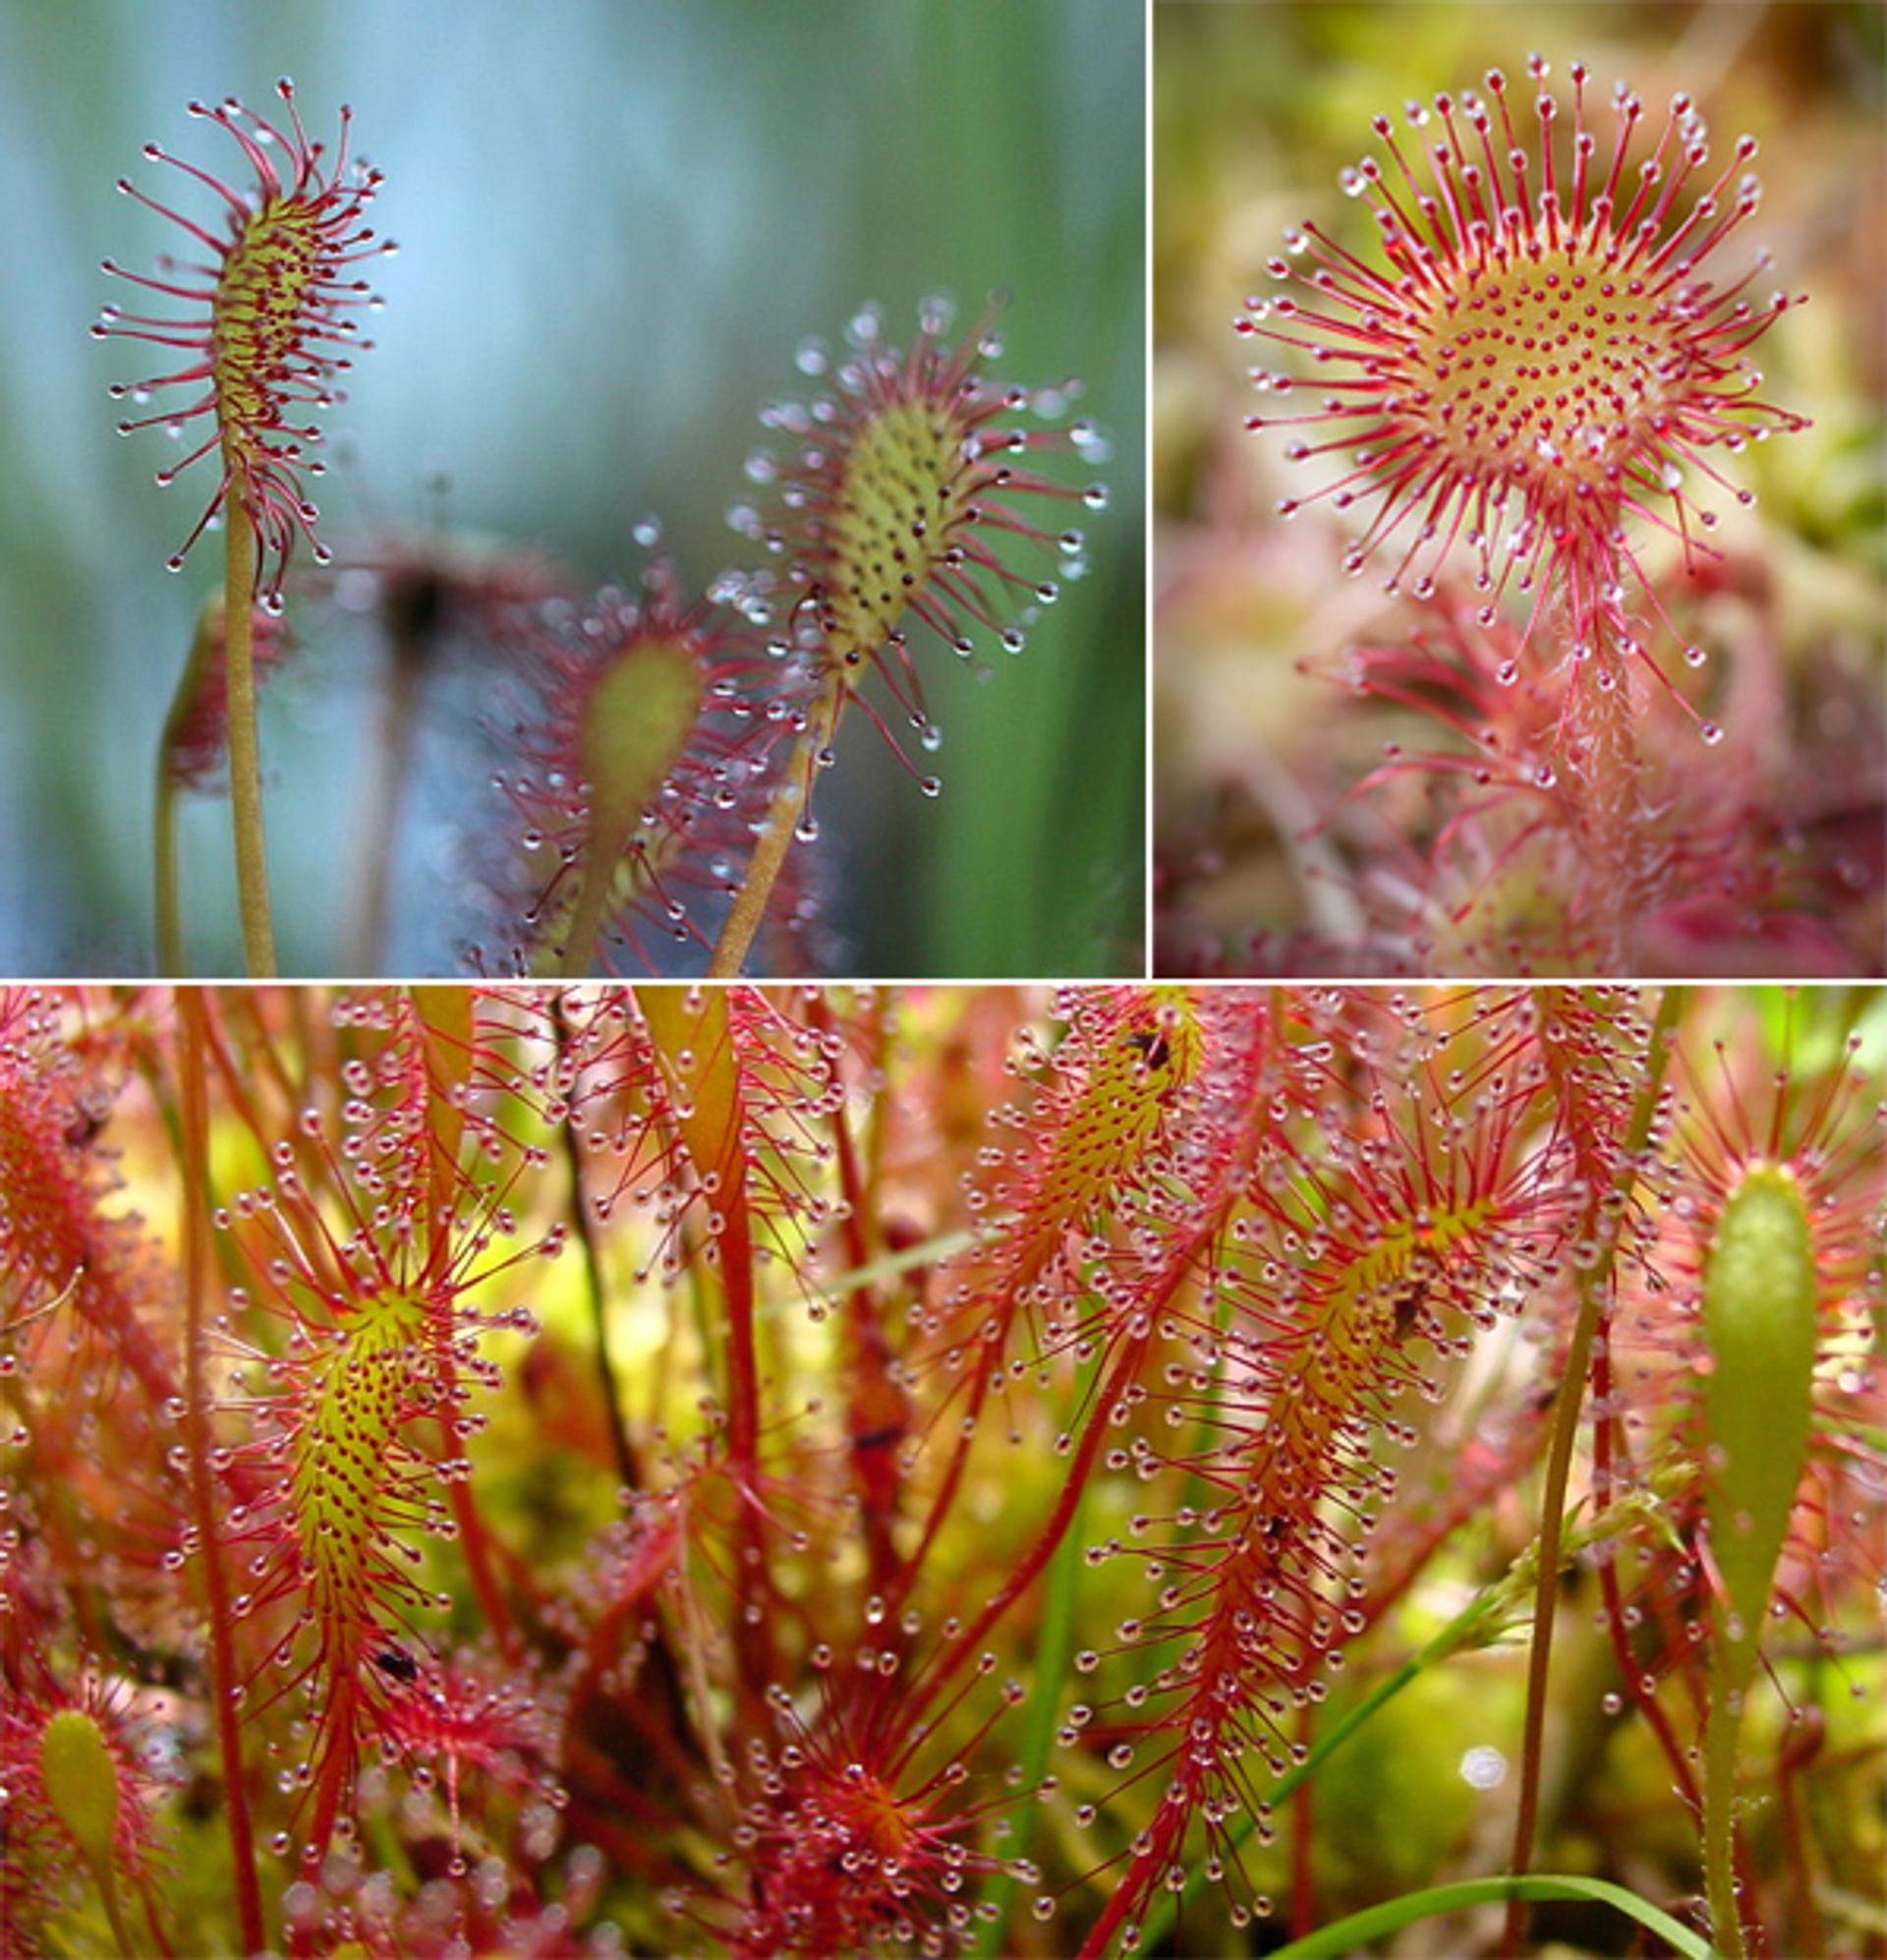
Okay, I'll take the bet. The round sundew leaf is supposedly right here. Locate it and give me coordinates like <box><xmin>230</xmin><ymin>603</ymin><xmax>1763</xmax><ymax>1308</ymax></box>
<box><xmin>40</xmin><ymin>1707</ymin><xmax>122</xmax><ymax>1871</ymax></box>
<box><xmin>1237</xmin><ymin>66</ymin><xmax>1808</xmax><ymax>700</ymax></box>
<box><xmin>1701</xmin><ymin>1162</ymin><xmax>1817</xmax><ymax>1683</ymax></box>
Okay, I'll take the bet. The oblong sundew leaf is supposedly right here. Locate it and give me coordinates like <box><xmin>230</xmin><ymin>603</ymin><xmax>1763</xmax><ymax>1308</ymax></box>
<box><xmin>39</xmin><ymin>1708</ymin><xmax>121</xmax><ymax>1871</ymax></box>
<box><xmin>1702</xmin><ymin>1162</ymin><xmax>1818</xmax><ymax>1680</ymax></box>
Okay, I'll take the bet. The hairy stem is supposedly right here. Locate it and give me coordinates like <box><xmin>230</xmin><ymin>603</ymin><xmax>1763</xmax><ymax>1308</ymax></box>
<box><xmin>220</xmin><ymin>495</ymin><xmax>277</xmax><ymax>977</ymax></box>
<box><xmin>709</xmin><ymin>674</ymin><xmax>842</xmax><ymax>977</ymax></box>
<box><xmin>1562</xmin><ymin>603</ymin><xmax>1646</xmax><ymax>974</ymax></box>
<box><xmin>88</xmin><ymin>1849</ymin><xmax>140</xmax><ymax>1960</ymax></box>
<box><xmin>636</xmin><ymin>986</ymin><xmax>774</xmax><ymax>1704</ymax></box>
<box><xmin>554</xmin><ymin>813</ymin><xmax>632</xmax><ymax>981</ymax></box>
<box><xmin>1703</xmin><ymin>1660</ymin><xmax>1748</xmax><ymax>1959</ymax></box>
<box><xmin>818</xmin><ymin>998</ymin><xmax>911</xmax><ymax>1596</ymax></box>
<box><xmin>1504</xmin><ymin>986</ymin><xmax>1685</xmax><ymax>1951</ymax></box>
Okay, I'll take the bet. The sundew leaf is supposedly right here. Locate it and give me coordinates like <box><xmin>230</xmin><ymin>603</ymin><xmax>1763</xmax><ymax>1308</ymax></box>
<box><xmin>1702</xmin><ymin>1163</ymin><xmax>1818</xmax><ymax>1683</ymax></box>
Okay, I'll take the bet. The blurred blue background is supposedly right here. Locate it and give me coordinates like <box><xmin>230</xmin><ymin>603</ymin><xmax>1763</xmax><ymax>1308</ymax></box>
<box><xmin>0</xmin><ymin>0</ymin><xmax>1145</xmax><ymax>976</ymax></box>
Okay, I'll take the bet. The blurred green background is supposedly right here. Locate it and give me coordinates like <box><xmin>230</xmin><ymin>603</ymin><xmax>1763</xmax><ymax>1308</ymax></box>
<box><xmin>1155</xmin><ymin>0</ymin><xmax>1885</xmax><ymax>967</ymax></box>
<box><xmin>0</xmin><ymin>0</ymin><xmax>1145</xmax><ymax>977</ymax></box>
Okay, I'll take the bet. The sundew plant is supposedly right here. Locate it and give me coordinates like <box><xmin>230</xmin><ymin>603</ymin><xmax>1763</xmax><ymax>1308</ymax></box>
<box><xmin>2</xmin><ymin>983</ymin><xmax>1881</xmax><ymax>1957</ymax></box>
<box><xmin>1153</xmin><ymin>13</ymin><xmax>1883</xmax><ymax>978</ymax></box>
<box><xmin>50</xmin><ymin>4</ymin><xmax>1144</xmax><ymax>984</ymax></box>
<box><xmin>96</xmin><ymin>84</ymin><xmax>1109</xmax><ymax>982</ymax></box>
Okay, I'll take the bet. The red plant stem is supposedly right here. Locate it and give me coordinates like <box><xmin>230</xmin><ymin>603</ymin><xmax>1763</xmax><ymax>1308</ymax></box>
<box><xmin>709</xmin><ymin>1178</ymin><xmax>772</xmax><ymax>1701</ymax></box>
<box><xmin>1074</xmin><ymin>1781</ymin><xmax>1177</xmax><ymax>1957</ymax></box>
<box><xmin>447</xmin><ymin>1477</ymin><xmax>522</xmax><ymax>1666</ymax></box>
<box><xmin>910</xmin><ymin>1324</ymin><xmax>1154</xmax><ymax>1737</ymax></box>
<box><xmin>639</xmin><ymin>991</ymin><xmax>760</xmax><ymax>1455</ymax></box>
<box><xmin>135</xmin><ymin>1874</ymin><xmax>179</xmax><ymax>1960</ymax></box>
<box><xmin>410</xmin><ymin>990</ymin><xmax>526</xmax><ymax>1665</ymax></box>
<box><xmin>886</xmin><ymin>1339</ymin><xmax>995</xmax><ymax>1628</ymax></box>
<box><xmin>177</xmin><ymin>990</ymin><xmax>268</xmax><ymax>1958</ymax></box>
<box><xmin>200</xmin><ymin>995</ymin><xmax>295</xmax><ymax>1177</ymax></box>
<box><xmin>815</xmin><ymin>995</ymin><xmax>873</xmax><ymax>1280</ymax></box>
<box><xmin>636</xmin><ymin>987</ymin><xmax>774</xmax><ymax>1702</ymax></box>
<box><xmin>816</xmin><ymin>1004</ymin><xmax>910</xmax><ymax>1596</ymax></box>
<box><xmin>412</xmin><ymin>985</ymin><xmax>472</xmax><ymax>1229</ymax></box>
<box><xmin>1504</xmin><ymin>986</ymin><xmax>1684</xmax><ymax>1954</ymax></box>
<box><xmin>720</xmin><ymin>1206</ymin><xmax>760</xmax><ymax>1466</ymax></box>
<box><xmin>892</xmin><ymin>1234</ymin><xmax>1112</xmax><ymax>1625</ymax></box>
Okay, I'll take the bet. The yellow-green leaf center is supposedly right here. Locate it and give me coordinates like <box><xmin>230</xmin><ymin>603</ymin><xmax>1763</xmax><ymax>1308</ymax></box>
<box><xmin>213</xmin><ymin>197</ymin><xmax>326</xmax><ymax>436</ymax></box>
<box><xmin>576</xmin><ymin>635</ymin><xmax>703</xmax><ymax>848</ymax></box>
<box><xmin>40</xmin><ymin>1708</ymin><xmax>122</xmax><ymax>1871</ymax></box>
<box><xmin>828</xmin><ymin>397</ymin><xmax>972</xmax><ymax>659</ymax></box>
